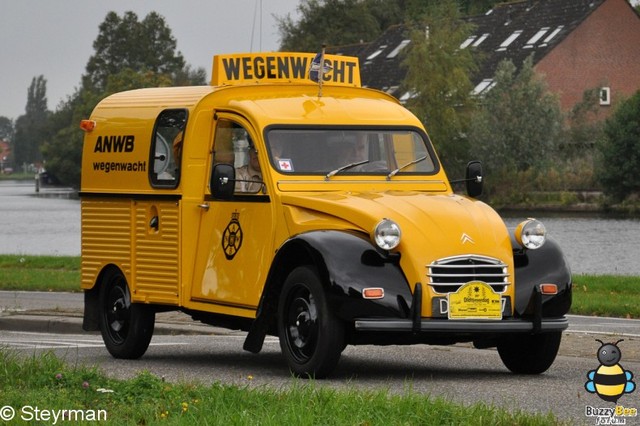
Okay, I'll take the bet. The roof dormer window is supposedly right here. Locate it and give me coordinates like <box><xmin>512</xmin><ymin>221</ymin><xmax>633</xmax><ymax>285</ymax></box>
<box><xmin>496</xmin><ymin>30</ymin><xmax>522</xmax><ymax>51</ymax></box>
<box><xmin>387</xmin><ymin>40</ymin><xmax>411</xmax><ymax>58</ymax></box>
<box><xmin>524</xmin><ymin>27</ymin><xmax>550</xmax><ymax>48</ymax></box>
<box><xmin>366</xmin><ymin>45</ymin><xmax>387</xmax><ymax>61</ymax></box>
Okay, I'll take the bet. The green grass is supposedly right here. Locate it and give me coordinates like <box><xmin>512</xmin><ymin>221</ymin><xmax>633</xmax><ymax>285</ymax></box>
<box><xmin>0</xmin><ymin>255</ymin><xmax>80</xmax><ymax>292</ymax></box>
<box><xmin>571</xmin><ymin>274</ymin><xmax>640</xmax><ymax>318</ymax></box>
<box><xmin>0</xmin><ymin>349</ymin><xmax>560</xmax><ymax>425</ymax></box>
<box><xmin>0</xmin><ymin>255</ymin><xmax>638</xmax><ymax>318</ymax></box>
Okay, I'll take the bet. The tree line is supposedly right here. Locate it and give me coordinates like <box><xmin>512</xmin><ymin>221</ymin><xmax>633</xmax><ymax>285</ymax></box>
<box><xmin>2</xmin><ymin>1</ymin><xmax>639</xmax><ymax>204</ymax></box>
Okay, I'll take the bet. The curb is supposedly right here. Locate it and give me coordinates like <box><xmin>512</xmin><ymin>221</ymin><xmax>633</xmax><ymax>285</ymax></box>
<box><xmin>0</xmin><ymin>314</ymin><xmax>223</xmax><ymax>336</ymax></box>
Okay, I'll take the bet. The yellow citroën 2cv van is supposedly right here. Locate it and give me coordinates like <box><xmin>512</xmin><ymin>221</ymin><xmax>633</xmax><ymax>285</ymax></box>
<box><xmin>79</xmin><ymin>52</ymin><xmax>571</xmax><ymax>378</ymax></box>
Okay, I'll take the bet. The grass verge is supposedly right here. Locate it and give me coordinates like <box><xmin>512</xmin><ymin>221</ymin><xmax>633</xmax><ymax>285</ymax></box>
<box><xmin>571</xmin><ymin>274</ymin><xmax>640</xmax><ymax>318</ymax></box>
<box><xmin>0</xmin><ymin>255</ymin><xmax>638</xmax><ymax>318</ymax></box>
<box><xmin>0</xmin><ymin>255</ymin><xmax>80</xmax><ymax>292</ymax></box>
<box><xmin>0</xmin><ymin>349</ymin><xmax>560</xmax><ymax>425</ymax></box>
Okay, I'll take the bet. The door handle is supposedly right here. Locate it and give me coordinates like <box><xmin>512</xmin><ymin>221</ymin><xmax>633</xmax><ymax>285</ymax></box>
<box><xmin>198</xmin><ymin>203</ymin><xmax>210</xmax><ymax>211</ymax></box>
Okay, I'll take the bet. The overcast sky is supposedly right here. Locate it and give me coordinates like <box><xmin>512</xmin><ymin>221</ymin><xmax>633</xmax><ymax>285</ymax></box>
<box><xmin>0</xmin><ymin>0</ymin><xmax>300</xmax><ymax>120</ymax></box>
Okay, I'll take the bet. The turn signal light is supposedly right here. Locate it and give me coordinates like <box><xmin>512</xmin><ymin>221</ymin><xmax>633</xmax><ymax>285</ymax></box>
<box><xmin>362</xmin><ymin>288</ymin><xmax>385</xmax><ymax>299</ymax></box>
<box><xmin>80</xmin><ymin>120</ymin><xmax>96</xmax><ymax>132</ymax></box>
<box><xmin>539</xmin><ymin>284</ymin><xmax>558</xmax><ymax>295</ymax></box>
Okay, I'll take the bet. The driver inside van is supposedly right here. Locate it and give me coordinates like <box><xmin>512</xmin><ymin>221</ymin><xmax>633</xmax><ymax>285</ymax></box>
<box><xmin>235</xmin><ymin>138</ymin><xmax>263</xmax><ymax>193</ymax></box>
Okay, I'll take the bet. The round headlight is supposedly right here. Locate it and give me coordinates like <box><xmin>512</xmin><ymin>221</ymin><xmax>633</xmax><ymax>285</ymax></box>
<box><xmin>515</xmin><ymin>218</ymin><xmax>546</xmax><ymax>250</ymax></box>
<box><xmin>373</xmin><ymin>219</ymin><xmax>401</xmax><ymax>250</ymax></box>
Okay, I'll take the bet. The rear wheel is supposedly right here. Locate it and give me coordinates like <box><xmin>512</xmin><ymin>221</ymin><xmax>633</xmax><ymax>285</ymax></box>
<box><xmin>98</xmin><ymin>269</ymin><xmax>155</xmax><ymax>359</ymax></box>
<box><xmin>278</xmin><ymin>266</ymin><xmax>344</xmax><ymax>378</ymax></box>
<box><xmin>497</xmin><ymin>332</ymin><xmax>562</xmax><ymax>374</ymax></box>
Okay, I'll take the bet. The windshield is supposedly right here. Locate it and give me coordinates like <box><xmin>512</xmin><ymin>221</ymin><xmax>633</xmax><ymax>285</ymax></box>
<box><xmin>265</xmin><ymin>128</ymin><xmax>437</xmax><ymax>177</ymax></box>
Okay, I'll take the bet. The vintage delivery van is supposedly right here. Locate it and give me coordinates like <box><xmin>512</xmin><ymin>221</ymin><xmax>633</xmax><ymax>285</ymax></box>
<box><xmin>80</xmin><ymin>52</ymin><xmax>571</xmax><ymax>378</ymax></box>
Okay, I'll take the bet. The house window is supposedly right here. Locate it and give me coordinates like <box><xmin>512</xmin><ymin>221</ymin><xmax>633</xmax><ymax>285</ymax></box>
<box><xmin>366</xmin><ymin>45</ymin><xmax>387</xmax><ymax>61</ymax></box>
<box><xmin>460</xmin><ymin>36</ymin><xmax>476</xmax><ymax>49</ymax></box>
<box><xmin>472</xmin><ymin>33</ymin><xmax>490</xmax><ymax>47</ymax></box>
<box><xmin>472</xmin><ymin>79</ymin><xmax>495</xmax><ymax>96</ymax></box>
<box><xmin>524</xmin><ymin>27</ymin><xmax>550</xmax><ymax>48</ymax></box>
<box><xmin>539</xmin><ymin>25</ymin><xmax>564</xmax><ymax>46</ymax></box>
<box><xmin>387</xmin><ymin>40</ymin><xmax>411</xmax><ymax>58</ymax></box>
<box><xmin>496</xmin><ymin>30</ymin><xmax>522</xmax><ymax>51</ymax></box>
<box><xmin>600</xmin><ymin>87</ymin><xmax>611</xmax><ymax>106</ymax></box>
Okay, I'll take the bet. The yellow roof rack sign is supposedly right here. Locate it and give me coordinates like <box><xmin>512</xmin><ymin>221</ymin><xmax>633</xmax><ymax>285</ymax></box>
<box><xmin>211</xmin><ymin>52</ymin><xmax>361</xmax><ymax>87</ymax></box>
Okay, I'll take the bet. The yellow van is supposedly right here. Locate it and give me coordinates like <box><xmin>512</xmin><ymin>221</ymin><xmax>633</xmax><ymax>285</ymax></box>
<box><xmin>80</xmin><ymin>52</ymin><xmax>571</xmax><ymax>378</ymax></box>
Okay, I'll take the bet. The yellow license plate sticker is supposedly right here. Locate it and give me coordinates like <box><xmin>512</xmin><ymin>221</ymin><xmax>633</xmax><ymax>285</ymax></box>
<box><xmin>448</xmin><ymin>281</ymin><xmax>502</xmax><ymax>320</ymax></box>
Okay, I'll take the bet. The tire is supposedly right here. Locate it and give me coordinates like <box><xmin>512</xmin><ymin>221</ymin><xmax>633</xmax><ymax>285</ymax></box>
<box><xmin>98</xmin><ymin>269</ymin><xmax>155</xmax><ymax>359</ymax></box>
<box><xmin>497</xmin><ymin>332</ymin><xmax>562</xmax><ymax>374</ymax></box>
<box><xmin>278</xmin><ymin>266</ymin><xmax>345</xmax><ymax>378</ymax></box>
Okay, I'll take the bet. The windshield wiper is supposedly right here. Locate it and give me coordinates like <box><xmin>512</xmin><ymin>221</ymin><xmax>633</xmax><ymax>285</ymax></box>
<box><xmin>325</xmin><ymin>159</ymin><xmax>370</xmax><ymax>180</ymax></box>
<box><xmin>387</xmin><ymin>155</ymin><xmax>428</xmax><ymax>180</ymax></box>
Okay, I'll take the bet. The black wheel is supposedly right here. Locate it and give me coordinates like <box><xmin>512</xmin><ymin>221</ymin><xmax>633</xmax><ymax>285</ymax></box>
<box><xmin>497</xmin><ymin>332</ymin><xmax>562</xmax><ymax>374</ymax></box>
<box><xmin>278</xmin><ymin>266</ymin><xmax>345</xmax><ymax>378</ymax></box>
<box><xmin>98</xmin><ymin>269</ymin><xmax>155</xmax><ymax>359</ymax></box>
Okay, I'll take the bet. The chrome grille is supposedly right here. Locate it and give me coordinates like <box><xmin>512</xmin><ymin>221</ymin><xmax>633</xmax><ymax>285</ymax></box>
<box><xmin>427</xmin><ymin>255</ymin><xmax>510</xmax><ymax>294</ymax></box>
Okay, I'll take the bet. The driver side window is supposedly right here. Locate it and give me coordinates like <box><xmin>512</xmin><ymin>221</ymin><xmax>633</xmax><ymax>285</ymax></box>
<box><xmin>212</xmin><ymin>120</ymin><xmax>263</xmax><ymax>194</ymax></box>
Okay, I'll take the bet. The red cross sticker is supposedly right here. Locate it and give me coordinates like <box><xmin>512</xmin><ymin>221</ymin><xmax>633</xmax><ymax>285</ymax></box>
<box><xmin>278</xmin><ymin>159</ymin><xmax>293</xmax><ymax>171</ymax></box>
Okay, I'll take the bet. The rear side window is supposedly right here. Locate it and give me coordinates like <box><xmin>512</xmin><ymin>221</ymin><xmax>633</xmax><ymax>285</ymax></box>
<box><xmin>150</xmin><ymin>109</ymin><xmax>187</xmax><ymax>188</ymax></box>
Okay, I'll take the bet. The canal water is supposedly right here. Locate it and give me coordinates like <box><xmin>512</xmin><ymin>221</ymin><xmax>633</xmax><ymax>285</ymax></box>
<box><xmin>0</xmin><ymin>181</ymin><xmax>638</xmax><ymax>275</ymax></box>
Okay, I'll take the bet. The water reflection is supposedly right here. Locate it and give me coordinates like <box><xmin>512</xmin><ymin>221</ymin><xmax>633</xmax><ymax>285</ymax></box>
<box><xmin>0</xmin><ymin>181</ymin><xmax>638</xmax><ymax>275</ymax></box>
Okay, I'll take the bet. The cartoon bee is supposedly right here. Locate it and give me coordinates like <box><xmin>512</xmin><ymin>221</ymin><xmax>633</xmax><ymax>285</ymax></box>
<box><xmin>585</xmin><ymin>339</ymin><xmax>635</xmax><ymax>403</ymax></box>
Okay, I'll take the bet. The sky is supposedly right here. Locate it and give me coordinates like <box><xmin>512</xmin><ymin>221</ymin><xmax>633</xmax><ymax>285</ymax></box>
<box><xmin>0</xmin><ymin>0</ymin><xmax>300</xmax><ymax>121</ymax></box>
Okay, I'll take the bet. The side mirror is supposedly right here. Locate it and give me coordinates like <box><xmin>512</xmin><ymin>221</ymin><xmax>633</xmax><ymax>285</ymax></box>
<box><xmin>465</xmin><ymin>161</ymin><xmax>483</xmax><ymax>198</ymax></box>
<box><xmin>211</xmin><ymin>163</ymin><xmax>235</xmax><ymax>200</ymax></box>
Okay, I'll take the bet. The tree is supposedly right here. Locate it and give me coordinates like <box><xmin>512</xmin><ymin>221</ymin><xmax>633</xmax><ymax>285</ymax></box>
<box><xmin>84</xmin><ymin>11</ymin><xmax>188</xmax><ymax>91</ymax></box>
<box><xmin>467</xmin><ymin>57</ymin><xmax>562</xmax><ymax>174</ymax></box>
<box><xmin>276</xmin><ymin>0</ymin><xmax>501</xmax><ymax>52</ymax></box>
<box><xmin>597</xmin><ymin>90</ymin><xmax>640</xmax><ymax>201</ymax></box>
<box><xmin>0</xmin><ymin>117</ymin><xmax>13</xmax><ymax>142</ymax></box>
<box><xmin>277</xmin><ymin>0</ymin><xmax>400</xmax><ymax>52</ymax></box>
<box><xmin>402</xmin><ymin>0</ymin><xmax>477</xmax><ymax>172</ymax></box>
<box><xmin>13</xmin><ymin>76</ymin><xmax>50</xmax><ymax>168</ymax></box>
<box><xmin>43</xmin><ymin>11</ymin><xmax>206</xmax><ymax>188</ymax></box>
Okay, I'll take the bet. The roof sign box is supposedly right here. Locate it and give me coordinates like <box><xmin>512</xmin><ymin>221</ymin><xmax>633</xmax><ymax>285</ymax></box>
<box><xmin>211</xmin><ymin>52</ymin><xmax>361</xmax><ymax>87</ymax></box>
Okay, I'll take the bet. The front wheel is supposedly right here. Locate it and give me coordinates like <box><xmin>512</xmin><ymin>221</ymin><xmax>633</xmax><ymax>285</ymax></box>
<box><xmin>98</xmin><ymin>269</ymin><xmax>155</xmax><ymax>359</ymax></box>
<box><xmin>497</xmin><ymin>332</ymin><xmax>562</xmax><ymax>374</ymax></box>
<box><xmin>278</xmin><ymin>266</ymin><xmax>345</xmax><ymax>378</ymax></box>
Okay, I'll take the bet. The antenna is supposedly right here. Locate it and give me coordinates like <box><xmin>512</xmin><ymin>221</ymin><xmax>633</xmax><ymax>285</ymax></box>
<box><xmin>250</xmin><ymin>0</ymin><xmax>263</xmax><ymax>52</ymax></box>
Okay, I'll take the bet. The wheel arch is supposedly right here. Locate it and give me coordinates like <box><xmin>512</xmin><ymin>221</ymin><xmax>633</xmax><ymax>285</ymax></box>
<box><xmin>511</xmin><ymin>234</ymin><xmax>572</xmax><ymax>317</ymax></box>
<box><xmin>243</xmin><ymin>230</ymin><xmax>412</xmax><ymax>353</ymax></box>
<box><xmin>82</xmin><ymin>263</ymin><xmax>126</xmax><ymax>332</ymax></box>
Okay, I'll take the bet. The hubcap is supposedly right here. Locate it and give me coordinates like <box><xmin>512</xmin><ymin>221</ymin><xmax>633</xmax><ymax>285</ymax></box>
<box><xmin>104</xmin><ymin>279</ymin><xmax>130</xmax><ymax>344</ymax></box>
<box><xmin>285</xmin><ymin>287</ymin><xmax>318</xmax><ymax>362</ymax></box>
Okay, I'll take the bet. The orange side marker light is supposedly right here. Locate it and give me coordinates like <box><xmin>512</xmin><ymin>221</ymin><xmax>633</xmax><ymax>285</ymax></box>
<box><xmin>539</xmin><ymin>284</ymin><xmax>558</xmax><ymax>295</ymax></box>
<box><xmin>80</xmin><ymin>120</ymin><xmax>96</xmax><ymax>132</ymax></box>
<box><xmin>362</xmin><ymin>288</ymin><xmax>385</xmax><ymax>299</ymax></box>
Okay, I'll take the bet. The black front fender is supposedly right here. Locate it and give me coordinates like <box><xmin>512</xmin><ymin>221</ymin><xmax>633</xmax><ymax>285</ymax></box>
<box><xmin>511</xmin><ymin>234</ymin><xmax>572</xmax><ymax>317</ymax></box>
<box><xmin>291</xmin><ymin>231</ymin><xmax>413</xmax><ymax>320</ymax></box>
<box><xmin>243</xmin><ymin>230</ymin><xmax>412</xmax><ymax>353</ymax></box>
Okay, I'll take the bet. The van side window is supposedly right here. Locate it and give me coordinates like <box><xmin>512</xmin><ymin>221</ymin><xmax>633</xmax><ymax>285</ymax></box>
<box><xmin>150</xmin><ymin>109</ymin><xmax>187</xmax><ymax>187</ymax></box>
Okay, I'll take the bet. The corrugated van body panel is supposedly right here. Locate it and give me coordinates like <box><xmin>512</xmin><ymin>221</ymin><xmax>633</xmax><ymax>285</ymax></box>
<box><xmin>133</xmin><ymin>201</ymin><xmax>180</xmax><ymax>304</ymax></box>
<box><xmin>81</xmin><ymin>199</ymin><xmax>132</xmax><ymax>289</ymax></box>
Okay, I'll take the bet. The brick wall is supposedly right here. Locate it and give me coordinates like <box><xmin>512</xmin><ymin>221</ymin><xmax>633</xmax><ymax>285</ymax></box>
<box><xmin>535</xmin><ymin>0</ymin><xmax>640</xmax><ymax>116</ymax></box>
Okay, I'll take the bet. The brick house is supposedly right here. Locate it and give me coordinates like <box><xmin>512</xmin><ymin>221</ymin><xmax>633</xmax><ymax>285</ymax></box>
<box><xmin>0</xmin><ymin>139</ymin><xmax>12</xmax><ymax>173</ymax></box>
<box><xmin>330</xmin><ymin>0</ymin><xmax>640</xmax><ymax>118</ymax></box>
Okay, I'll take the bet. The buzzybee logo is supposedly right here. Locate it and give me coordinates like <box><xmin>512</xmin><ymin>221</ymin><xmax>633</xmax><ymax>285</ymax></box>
<box><xmin>584</xmin><ymin>339</ymin><xmax>637</xmax><ymax>425</ymax></box>
<box><xmin>585</xmin><ymin>339</ymin><xmax>635</xmax><ymax>402</ymax></box>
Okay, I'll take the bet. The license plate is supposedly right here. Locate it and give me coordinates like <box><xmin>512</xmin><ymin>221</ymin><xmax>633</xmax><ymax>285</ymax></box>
<box><xmin>448</xmin><ymin>281</ymin><xmax>503</xmax><ymax>320</ymax></box>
